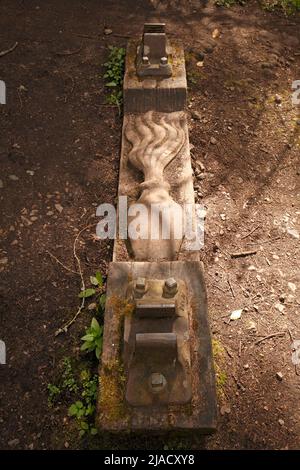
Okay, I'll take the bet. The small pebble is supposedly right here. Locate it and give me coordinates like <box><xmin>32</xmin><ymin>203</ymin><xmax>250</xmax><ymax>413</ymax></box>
<box><xmin>287</xmin><ymin>228</ymin><xmax>299</xmax><ymax>239</ymax></box>
<box><xmin>55</xmin><ymin>203</ymin><xmax>63</xmax><ymax>213</ymax></box>
<box><xmin>191</xmin><ymin>110</ymin><xmax>201</xmax><ymax>120</ymax></box>
<box><xmin>288</xmin><ymin>282</ymin><xmax>296</xmax><ymax>293</ymax></box>
<box><xmin>275</xmin><ymin>302</ymin><xmax>285</xmax><ymax>313</ymax></box>
<box><xmin>220</xmin><ymin>404</ymin><xmax>231</xmax><ymax>415</ymax></box>
<box><xmin>276</xmin><ymin>372</ymin><xmax>283</xmax><ymax>381</ymax></box>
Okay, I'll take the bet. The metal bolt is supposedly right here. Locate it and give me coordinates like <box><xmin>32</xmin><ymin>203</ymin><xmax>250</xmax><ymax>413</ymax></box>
<box><xmin>135</xmin><ymin>277</ymin><xmax>146</xmax><ymax>293</ymax></box>
<box><xmin>164</xmin><ymin>277</ymin><xmax>177</xmax><ymax>295</ymax></box>
<box><xmin>149</xmin><ymin>372</ymin><xmax>166</xmax><ymax>393</ymax></box>
<box><xmin>160</xmin><ymin>56</ymin><xmax>168</xmax><ymax>66</ymax></box>
<box><xmin>142</xmin><ymin>55</ymin><xmax>149</xmax><ymax>65</ymax></box>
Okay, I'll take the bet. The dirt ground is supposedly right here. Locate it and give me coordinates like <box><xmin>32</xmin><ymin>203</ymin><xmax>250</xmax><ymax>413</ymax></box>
<box><xmin>0</xmin><ymin>0</ymin><xmax>299</xmax><ymax>450</ymax></box>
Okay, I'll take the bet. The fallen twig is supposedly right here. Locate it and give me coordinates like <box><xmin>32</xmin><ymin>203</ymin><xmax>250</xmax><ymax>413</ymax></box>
<box><xmin>241</xmin><ymin>225</ymin><xmax>261</xmax><ymax>240</ymax></box>
<box><xmin>255</xmin><ymin>331</ymin><xmax>286</xmax><ymax>345</ymax></box>
<box><xmin>0</xmin><ymin>41</ymin><xmax>18</xmax><ymax>57</ymax></box>
<box><xmin>76</xmin><ymin>34</ymin><xmax>98</xmax><ymax>40</ymax></box>
<box><xmin>246</xmin><ymin>236</ymin><xmax>281</xmax><ymax>246</ymax></box>
<box><xmin>224</xmin><ymin>346</ymin><xmax>233</xmax><ymax>358</ymax></box>
<box><xmin>46</xmin><ymin>250</ymin><xmax>79</xmax><ymax>275</ymax></box>
<box><xmin>231</xmin><ymin>250</ymin><xmax>257</xmax><ymax>259</ymax></box>
<box><xmin>56</xmin><ymin>47</ymin><xmax>82</xmax><ymax>56</ymax></box>
<box><xmin>227</xmin><ymin>276</ymin><xmax>235</xmax><ymax>298</ymax></box>
<box><xmin>213</xmin><ymin>284</ymin><xmax>227</xmax><ymax>293</ymax></box>
<box><xmin>55</xmin><ymin>224</ymin><xmax>95</xmax><ymax>336</ymax></box>
<box><xmin>287</xmin><ymin>328</ymin><xmax>294</xmax><ymax>342</ymax></box>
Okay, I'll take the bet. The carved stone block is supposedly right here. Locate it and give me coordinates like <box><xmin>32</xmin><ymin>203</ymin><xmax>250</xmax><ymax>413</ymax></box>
<box><xmin>124</xmin><ymin>40</ymin><xmax>187</xmax><ymax>114</ymax></box>
<box><xmin>96</xmin><ymin>261</ymin><xmax>217</xmax><ymax>434</ymax></box>
<box><xmin>97</xmin><ymin>24</ymin><xmax>216</xmax><ymax>436</ymax></box>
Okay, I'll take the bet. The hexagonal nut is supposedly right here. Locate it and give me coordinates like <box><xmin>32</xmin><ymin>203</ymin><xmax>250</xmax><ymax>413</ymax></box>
<box><xmin>160</xmin><ymin>56</ymin><xmax>168</xmax><ymax>66</ymax></box>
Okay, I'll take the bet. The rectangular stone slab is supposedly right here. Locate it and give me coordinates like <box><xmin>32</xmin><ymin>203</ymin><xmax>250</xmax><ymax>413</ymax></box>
<box><xmin>124</xmin><ymin>40</ymin><xmax>187</xmax><ymax>114</ymax></box>
<box><xmin>96</xmin><ymin>260</ymin><xmax>217</xmax><ymax>434</ymax></box>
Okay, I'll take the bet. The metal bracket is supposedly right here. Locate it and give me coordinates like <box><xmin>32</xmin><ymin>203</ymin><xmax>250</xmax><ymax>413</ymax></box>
<box><xmin>136</xmin><ymin>23</ymin><xmax>172</xmax><ymax>78</ymax></box>
<box><xmin>124</xmin><ymin>277</ymin><xmax>191</xmax><ymax>406</ymax></box>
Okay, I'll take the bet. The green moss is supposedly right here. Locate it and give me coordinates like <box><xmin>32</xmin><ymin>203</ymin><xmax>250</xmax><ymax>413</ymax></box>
<box><xmin>98</xmin><ymin>296</ymin><xmax>132</xmax><ymax>424</ymax></box>
<box><xmin>212</xmin><ymin>338</ymin><xmax>225</xmax><ymax>358</ymax></box>
<box><xmin>107</xmin><ymin>295</ymin><xmax>134</xmax><ymax>318</ymax></box>
<box><xmin>99</xmin><ymin>360</ymin><xmax>127</xmax><ymax>422</ymax></box>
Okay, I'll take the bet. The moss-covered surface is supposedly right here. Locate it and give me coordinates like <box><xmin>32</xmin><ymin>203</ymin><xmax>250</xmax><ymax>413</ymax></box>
<box><xmin>212</xmin><ymin>338</ymin><xmax>227</xmax><ymax>398</ymax></box>
<box><xmin>99</xmin><ymin>359</ymin><xmax>128</xmax><ymax>424</ymax></box>
<box><xmin>97</xmin><ymin>294</ymin><xmax>134</xmax><ymax>427</ymax></box>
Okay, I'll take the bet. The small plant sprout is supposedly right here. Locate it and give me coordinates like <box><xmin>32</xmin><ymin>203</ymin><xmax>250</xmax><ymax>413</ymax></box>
<box><xmin>68</xmin><ymin>371</ymin><xmax>99</xmax><ymax>437</ymax></box>
<box><xmin>47</xmin><ymin>384</ymin><xmax>61</xmax><ymax>406</ymax></box>
<box><xmin>81</xmin><ymin>317</ymin><xmax>103</xmax><ymax>359</ymax></box>
<box><xmin>78</xmin><ymin>271</ymin><xmax>106</xmax><ymax>316</ymax></box>
<box><xmin>68</xmin><ymin>400</ymin><xmax>85</xmax><ymax>419</ymax></box>
<box><xmin>78</xmin><ymin>288</ymin><xmax>96</xmax><ymax>299</ymax></box>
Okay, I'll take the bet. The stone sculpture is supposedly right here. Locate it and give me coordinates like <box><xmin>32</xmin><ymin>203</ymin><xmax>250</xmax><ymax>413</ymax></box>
<box><xmin>97</xmin><ymin>23</ymin><xmax>217</xmax><ymax>435</ymax></box>
<box><xmin>124</xmin><ymin>110</ymin><xmax>186</xmax><ymax>260</ymax></box>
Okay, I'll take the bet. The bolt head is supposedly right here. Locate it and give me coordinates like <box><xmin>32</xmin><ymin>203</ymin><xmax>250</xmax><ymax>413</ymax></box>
<box><xmin>142</xmin><ymin>55</ymin><xmax>149</xmax><ymax>65</ymax></box>
<box><xmin>149</xmin><ymin>372</ymin><xmax>166</xmax><ymax>393</ymax></box>
<box><xmin>165</xmin><ymin>277</ymin><xmax>177</xmax><ymax>291</ymax></box>
<box><xmin>160</xmin><ymin>56</ymin><xmax>168</xmax><ymax>66</ymax></box>
<box><xmin>135</xmin><ymin>277</ymin><xmax>146</xmax><ymax>291</ymax></box>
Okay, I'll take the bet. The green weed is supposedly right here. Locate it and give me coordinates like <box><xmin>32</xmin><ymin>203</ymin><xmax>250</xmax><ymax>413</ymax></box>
<box><xmin>81</xmin><ymin>317</ymin><xmax>103</xmax><ymax>360</ymax></box>
<box><xmin>103</xmin><ymin>46</ymin><xmax>125</xmax><ymax>113</ymax></box>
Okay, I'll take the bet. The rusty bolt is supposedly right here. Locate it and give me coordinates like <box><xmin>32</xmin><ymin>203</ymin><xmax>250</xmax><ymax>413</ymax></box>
<box><xmin>135</xmin><ymin>277</ymin><xmax>146</xmax><ymax>293</ymax></box>
<box><xmin>164</xmin><ymin>277</ymin><xmax>177</xmax><ymax>295</ymax></box>
<box><xmin>142</xmin><ymin>56</ymin><xmax>149</xmax><ymax>65</ymax></box>
<box><xmin>160</xmin><ymin>56</ymin><xmax>168</xmax><ymax>66</ymax></box>
<box><xmin>149</xmin><ymin>372</ymin><xmax>166</xmax><ymax>393</ymax></box>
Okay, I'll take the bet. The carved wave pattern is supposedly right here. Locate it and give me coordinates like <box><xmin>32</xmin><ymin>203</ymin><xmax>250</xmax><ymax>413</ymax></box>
<box><xmin>124</xmin><ymin>111</ymin><xmax>185</xmax><ymax>182</ymax></box>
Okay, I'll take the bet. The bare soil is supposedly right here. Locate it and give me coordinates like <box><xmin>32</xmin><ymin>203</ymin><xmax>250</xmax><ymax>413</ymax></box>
<box><xmin>0</xmin><ymin>0</ymin><xmax>299</xmax><ymax>450</ymax></box>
